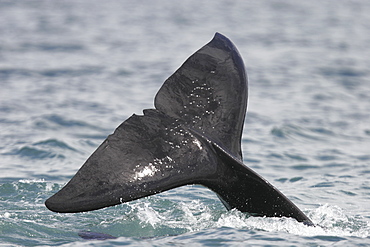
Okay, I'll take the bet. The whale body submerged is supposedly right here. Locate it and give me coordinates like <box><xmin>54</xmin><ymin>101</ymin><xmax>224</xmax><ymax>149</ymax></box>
<box><xmin>45</xmin><ymin>33</ymin><xmax>313</xmax><ymax>226</ymax></box>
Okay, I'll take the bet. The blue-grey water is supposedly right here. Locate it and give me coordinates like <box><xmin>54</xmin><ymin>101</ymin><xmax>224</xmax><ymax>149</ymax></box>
<box><xmin>1</xmin><ymin>0</ymin><xmax>370</xmax><ymax>246</ymax></box>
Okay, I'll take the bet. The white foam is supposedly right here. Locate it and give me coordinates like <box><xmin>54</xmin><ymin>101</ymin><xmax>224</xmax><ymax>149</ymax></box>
<box><xmin>135</xmin><ymin>202</ymin><xmax>163</xmax><ymax>227</ymax></box>
<box><xmin>18</xmin><ymin>178</ymin><xmax>45</xmax><ymax>183</ymax></box>
<box><xmin>213</xmin><ymin>204</ymin><xmax>370</xmax><ymax>238</ymax></box>
<box><xmin>1</xmin><ymin>212</ymin><xmax>12</xmax><ymax>218</ymax></box>
<box><xmin>106</xmin><ymin>200</ymin><xmax>369</xmax><ymax>239</ymax></box>
<box><xmin>175</xmin><ymin>200</ymin><xmax>213</xmax><ymax>231</ymax></box>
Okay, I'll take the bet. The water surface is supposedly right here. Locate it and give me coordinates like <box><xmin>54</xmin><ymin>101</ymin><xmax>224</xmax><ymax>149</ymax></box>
<box><xmin>1</xmin><ymin>1</ymin><xmax>370</xmax><ymax>246</ymax></box>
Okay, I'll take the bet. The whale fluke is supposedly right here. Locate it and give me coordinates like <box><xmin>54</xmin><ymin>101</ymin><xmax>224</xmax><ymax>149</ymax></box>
<box><xmin>45</xmin><ymin>33</ymin><xmax>313</xmax><ymax>226</ymax></box>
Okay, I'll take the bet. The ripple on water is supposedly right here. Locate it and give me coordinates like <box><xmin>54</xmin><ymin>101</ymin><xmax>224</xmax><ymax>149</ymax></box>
<box><xmin>291</xmin><ymin>164</ymin><xmax>320</xmax><ymax>170</ymax></box>
<box><xmin>6</xmin><ymin>146</ymin><xmax>66</xmax><ymax>160</ymax></box>
<box><xmin>34</xmin><ymin>114</ymin><xmax>99</xmax><ymax>130</ymax></box>
<box><xmin>33</xmin><ymin>139</ymin><xmax>77</xmax><ymax>151</ymax></box>
<box><xmin>312</xmin><ymin>182</ymin><xmax>335</xmax><ymax>188</ymax></box>
<box><xmin>1</xmin><ymin>179</ymin><xmax>370</xmax><ymax>245</ymax></box>
<box><xmin>3</xmin><ymin>138</ymin><xmax>80</xmax><ymax>160</ymax></box>
<box><xmin>271</xmin><ymin>124</ymin><xmax>334</xmax><ymax>141</ymax></box>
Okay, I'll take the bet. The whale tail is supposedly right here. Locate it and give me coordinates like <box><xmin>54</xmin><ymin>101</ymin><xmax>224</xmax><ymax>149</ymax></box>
<box><xmin>45</xmin><ymin>33</ymin><xmax>313</xmax><ymax>226</ymax></box>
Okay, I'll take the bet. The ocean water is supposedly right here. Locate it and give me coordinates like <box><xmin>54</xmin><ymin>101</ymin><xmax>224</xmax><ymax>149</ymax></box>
<box><xmin>1</xmin><ymin>0</ymin><xmax>370</xmax><ymax>246</ymax></box>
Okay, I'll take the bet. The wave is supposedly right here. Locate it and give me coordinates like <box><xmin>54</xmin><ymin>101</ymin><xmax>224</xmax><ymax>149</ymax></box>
<box><xmin>3</xmin><ymin>138</ymin><xmax>79</xmax><ymax>160</ymax></box>
<box><xmin>1</xmin><ymin>180</ymin><xmax>369</xmax><ymax>246</ymax></box>
<box><xmin>34</xmin><ymin>114</ymin><xmax>102</xmax><ymax>130</ymax></box>
<box><xmin>0</xmin><ymin>66</ymin><xmax>104</xmax><ymax>79</ymax></box>
<box><xmin>271</xmin><ymin>124</ymin><xmax>335</xmax><ymax>142</ymax></box>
